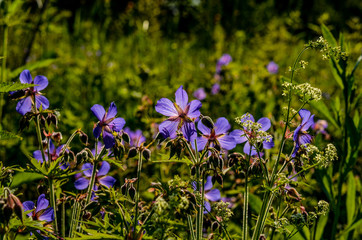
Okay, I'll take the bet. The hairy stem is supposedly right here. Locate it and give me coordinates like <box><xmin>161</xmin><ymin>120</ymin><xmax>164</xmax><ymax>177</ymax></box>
<box><xmin>134</xmin><ymin>150</ymin><xmax>143</xmax><ymax>233</ymax></box>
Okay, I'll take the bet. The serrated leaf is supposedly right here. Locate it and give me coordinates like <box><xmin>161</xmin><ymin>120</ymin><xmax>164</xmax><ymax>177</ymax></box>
<box><xmin>0</xmin><ymin>130</ymin><xmax>23</xmax><ymax>140</ymax></box>
<box><xmin>0</xmin><ymin>82</ymin><xmax>37</xmax><ymax>93</ymax></box>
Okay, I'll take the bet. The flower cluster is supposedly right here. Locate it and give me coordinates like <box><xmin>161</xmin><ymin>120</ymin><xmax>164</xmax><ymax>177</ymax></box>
<box><xmin>307</xmin><ymin>36</ymin><xmax>348</xmax><ymax>61</ymax></box>
<box><xmin>282</xmin><ymin>82</ymin><xmax>322</xmax><ymax>102</ymax></box>
<box><xmin>315</xmin><ymin>143</ymin><xmax>338</xmax><ymax>168</ymax></box>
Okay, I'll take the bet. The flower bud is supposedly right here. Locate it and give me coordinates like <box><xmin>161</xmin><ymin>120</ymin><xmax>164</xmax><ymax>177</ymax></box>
<box><xmin>42</xmin><ymin>140</ymin><xmax>48</xmax><ymax>150</ymax></box>
<box><xmin>51</xmin><ymin>132</ymin><xmax>63</xmax><ymax>142</ymax></box>
<box><xmin>47</xmin><ymin>113</ymin><xmax>58</xmax><ymax>128</ymax></box>
<box><xmin>128</xmin><ymin>185</ymin><xmax>136</xmax><ymax>199</ymax></box>
<box><xmin>40</xmin><ymin>115</ymin><xmax>46</xmax><ymax>127</ymax></box>
<box><xmin>214</xmin><ymin>174</ymin><xmax>223</xmax><ymax>186</ymax></box>
<box><xmin>3</xmin><ymin>205</ymin><xmax>12</xmax><ymax>223</ymax></box>
<box><xmin>7</xmin><ymin>194</ymin><xmax>23</xmax><ymax>222</ymax></box>
<box><xmin>121</xmin><ymin>183</ymin><xmax>128</xmax><ymax>196</ymax></box>
<box><xmin>259</xmin><ymin>235</ymin><xmax>266</xmax><ymax>240</ymax></box>
<box><xmin>76</xmin><ymin>152</ymin><xmax>83</xmax><ymax>162</ymax></box>
<box><xmin>127</xmin><ymin>147</ymin><xmax>138</xmax><ymax>159</ymax></box>
<box><xmin>83</xmin><ymin>211</ymin><xmax>92</xmax><ymax>220</ymax></box>
<box><xmin>286</xmin><ymin>188</ymin><xmax>302</xmax><ymax>201</ymax></box>
<box><xmin>122</xmin><ymin>132</ymin><xmax>130</xmax><ymax>144</ymax></box>
<box><xmin>142</xmin><ymin>149</ymin><xmax>151</xmax><ymax>161</ymax></box>
<box><xmin>81</xmin><ymin>150</ymin><xmax>88</xmax><ymax>160</ymax></box>
<box><xmin>201</xmin><ymin>116</ymin><xmax>214</xmax><ymax>129</ymax></box>
<box><xmin>79</xmin><ymin>131</ymin><xmax>88</xmax><ymax>145</ymax></box>
<box><xmin>211</xmin><ymin>221</ymin><xmax>219</xmax><ymax>232</ymax></box>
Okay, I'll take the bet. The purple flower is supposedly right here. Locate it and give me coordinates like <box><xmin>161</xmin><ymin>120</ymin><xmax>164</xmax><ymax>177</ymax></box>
<box><xmin>91</xmin><ymin>102</ymin><xmax>126</xmax><ymax>149</ymax></box>
<box><xmin>193</xmin><ymin>176</ymin><xmax>221</xmax><ymax>213</ymax></box>
<box><xmin>123</xmin><ymin>127</ymin><xmax>146</xmax><ymax>147</ymax></box>
<box><xmin>267</xmin><ymin>61</ymin><xmax>279</xmax><ymax>74</ymax></box>
<box><xmin>193</xmin><ymin>88</ymin><xmax>207</xmax><ymax>100</ymax></box>
<box><xmin>74</xmin><ymin>161</ymin><xmax>116</xmax><ymax>191</ymax></box>
<box><xmin>195</xmin><ymin>117</ymin><xmax>237</xmax><ymax>151</ymax></box>
<box><xmin>33</xmin><ymin>140</ymin><xmax>68</xmax><ymax>170</ymax></box>
<box><xmin>232</xmin><ymin>114</ymin><xmax>274</xmax><ymax>155</ymax></box>
<box><xmin>23</xmin><ymin>194</ymin><xmax>54</xmax><ymax>222</ymax></box>
<box><xmin>155</xmin><ymin>85</ymin><xmax>201</xmax><ymax>141</ymax></box>
<box><xmin>216</xmin><ymin>54</ymin><xmax>232</xmax><ymax>74</ymax></box>
<box><xmin>292</xmin><ymin>109</ymin><xmax>314</xmax><ymax>157</ymax></box>
<box><xmin>11</xmin><ymin>70</ymin><xmax>49</xmax><ymax>115</ymax></box>
<box><xmin>313</xmin><ymin>119</ymin><xmax>328</xmax><ymax>135</ymax></box>
<box><xmin>211</xmin><ymin>83</ymin><xmax>220</xmax><ymax>95</ymax></box>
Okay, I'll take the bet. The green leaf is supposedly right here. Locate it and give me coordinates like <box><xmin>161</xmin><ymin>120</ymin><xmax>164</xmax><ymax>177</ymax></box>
<box><xmin>329</xmin><ymin>58</ymin><xmax>344</xmax><ymax>89</ymax></box>
<box><xmin>346</xmin><ymin>173</ymin><xmax>356</xmax><ymax>225</ymax></box>
<box><xmin>249</xmin><ymin>193</ymin><xmax>262</xmax><ymax>213</ymax></box>
<box><xmin>338</xmin><ymin>218</ymin><xmax>362</xmax><ymax>237</ymax></box>
<box><xmin>310</xmin><ymin>101</ymin><xmax>339</xmax><ymax>129</ymax></box>
<box><xmin>321</xmin><ymin>24</ymin><xmax>337</xmax><ymax>48</ymax></box>
<box><xmin>0</xmin><ymin>82</ymin><xmax>37</xmax><ymax>93</ymax></box>
<box><xmin>315</xmin><ymin>214</ymin><xmax>328</xmax><ymax>240</ymax></box>
<box><xmin>11</xmin><ymin>172</ymin><xmax>43</xmax><ymax>187</ymax></box>
<box><xmin>9</xmin><ymin>58</ymin><xmax>59</xmax><ymax>79</ymax></box>
<box><xmin>0</xmin><ymin>130</ymin><xmax>23</xmax><ymax>140</ymax></box>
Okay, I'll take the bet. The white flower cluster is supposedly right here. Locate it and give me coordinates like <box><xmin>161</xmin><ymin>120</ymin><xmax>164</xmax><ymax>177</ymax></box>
<box><xmin>235</xmin><ymin>114</ymin><xmax>273</xmax><ymax>144</ymax></box>
<box><xmin>307</xmin><ymin>36</ymin><xmax>348</xmax><ymax>61</ymax></box>
<box><xmin>299</xmin><ymin>60</ymin><xmax>308</xmax><ymax>69</ymax></box>
<box><xmin>282</xmin><ymin>82</ymin><xmax>322</xmax><ymax>102</ymax></box>
<box><xmin>316</xmin><ymin>200</ymin><xmax>329</xmax><ymax>216</ymax></box>
<box><xmin>315</xmin><ymin>144</ymin><xmax>338</xmax><ymax>168</ymax></box>
<box><xmin>213</xmin><ymin>201</ymin><xmax>233</xmax><ymax>222</ymax></box>
<box><xmin>154</xmin><ymin>197</ymin><xmax>169</xmax><ymax>215</ymax></box>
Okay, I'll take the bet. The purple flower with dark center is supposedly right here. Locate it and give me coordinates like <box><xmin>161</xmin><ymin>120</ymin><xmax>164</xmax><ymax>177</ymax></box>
<box><xmin>195</xmin><ymin>117</ymin><xmax>237</xmax><ymax>151</ymax></box>
<box><xmin>123</xmin><ymin>127</ymin><xmax>146</xmax><ymax>147</ymax></box>
<box><xmin>216</xmin><ymin>54</ymin><xmax>232</xmax><ymax>74</ymax></box>
<box><xmin>74</xmin><ymin>161</ymin><xmax>116</xmax><ymax>191</ymax></box>
<box><xmin>155</xmin><ymin>86</ymin><xmax>201</xmax><ymax>141</ymax></box>
<box><xmin>232</xmin><ymin>114</ymin><xmax>274</xmax><ymax>155</ymax></box>
<box><xmin>292</xmin><ymin>109</ymin><xmax>314</xmax><ymax>157</ymax></box>
<box><xmin>91</xmin><ymin>102</ymin><xmax>126</xmax><ymax>149</ymax></box>
<box><xmin>193</xmin><ymin>88</ymin><xmax>207</xmax><ymax>101</ymax></box>
<box><xmin>193</xmin><ymin>176</ymin><xmax>221</xmax><ymax>213</ymax></box>
<box><xmin>11</xmin><ymin>70</ymin><xmax>49</xmax><ymax>115</ymax></box>
<box><xmin>23</xmin><ymin>194</ymin><xmax>54</xmax><ymax>222</ymax></box>
<box><xmin>33</xmin><ymin>139</ymin><xmax>69</xmax><ymax>170</ymax></box>
<box><xmin>211</xmin><ymin>83</ymin><xmax>220</xmax><ymax>95</ymax></box>
<box><xmin>267</xmin><ymin>61</ymin><xmax>279</xmax><ymax>74</ymax></box>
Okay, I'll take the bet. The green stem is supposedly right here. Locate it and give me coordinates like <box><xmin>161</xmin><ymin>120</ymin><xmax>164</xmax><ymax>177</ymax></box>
<box><xmin>188</xmin><ymin>215</ymin><xmax>196</xmax><ymax>240</ymax></box>
<box><xmin>61</xmin><ymin>199</ymin><xmax>65</xmax><ymax>238</ymax></box>
<box><xmin>48</xmin><ymin>178</ymin><xmax>58</xmax><ymax>233</ymax></box>
<box><xmin>198</xmin><ymin>172</ymin><xmax>205</xmax><ymax>240</ymax></box>
<box><xmin>35</xmin><ymin>115</ymin><xmax>47</xmax><ymax>168</ymax></box>
<box><xmin>0</xmin><ymin>21</ymin><xmax>8</xmax><ymax>128</ymax></box>
<box><xmin>243</xmin><ymin>150</ymin><xmax>251</xmax><ymax>240</ymax></box>
<box><xmin>134</xmin><ymin>150</ymin><xmax>143</xmax><ymax>232</ymax></box>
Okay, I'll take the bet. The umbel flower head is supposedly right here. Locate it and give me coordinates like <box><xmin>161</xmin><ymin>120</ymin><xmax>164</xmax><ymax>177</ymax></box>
<box><xmin>91</xmin><ymin>102</ymin><xmax>126</xmax><ymax>149</ymax></box>
<box><xmin>292</xmin><ymin>109</ymin><xmax>314</xmax><ymax>157</ymax></box>
<box><xmin>195</xmin><ymin>117</ymin><xmax>237</xmax><ymax>151</ymax></box>
<box><xmin>11</xmin><ymin>70</ymin><xmax>49</xmax><ymax>115</ymax></box>
<box><xmin>155</xmin><ymin>85</ymin><xmax>202</xmax><ymax>141</ymax></box>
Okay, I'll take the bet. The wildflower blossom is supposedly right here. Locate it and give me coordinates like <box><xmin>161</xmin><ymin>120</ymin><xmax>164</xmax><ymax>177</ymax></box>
<box><xmin>74</xmin><ymin>161</ymin><xmax>116</xmax><ymax>191</ymax></box>
<box><xmin>211</xmin><ymin>83</ymin><xmax>220</xmax><ymax>95</ymax></box>
<box><xmin>155</xmin><ymin>86</ymin><xmax>201</xmax><ymax>141</ymax></box>
<box><xmin>195</xmin><ymin>117</ymin><xmax>237</xmax><ymax>151</ymax></box>
<box><xmin>33</xmin><ymin>139</ymin><xmax>69</xmax><ymax>170</ymax></box>
<box><xmin>91</xmin><ymin>102</ymin><xmax>126</xmax><ymax>149</ymax></box>
<box><xmin>123</xmin><ymin>127</ymin><xmax>146</xmax><ymax>147</ymax></box>
<box><xmin>267</xmin><ymin>61</ymin><xmax>279</xmax><ymax>74</ymax></box>
<box><xmin>313</xmin><ymin>120</ymin><xmax>328</xmax><ymax>135</ymax></box>
<box><xmin>292</xmin><ymin>109</ymin><xmax>314</xmax><ymax>157</ymax></box>
<box><xmin>233</xmin><ymin>114</ymin><xmax>274</xmax><ymax>155</ymax></box>
<box><xmin>216</xmin><ymin>54</ymin><xmax>232</xmax><ymax>74</ymax></box>
<box><xmin>23</xmin><ymin>194</ymin><xmax>54</xmax><ymax>222</ymax></box>
<box><xmin>193</xmin><ymin>176</ymin><xmax>221</xmax><ymax>213</ymax></box>
<box><xmin>11</xmin><ymin>70</ymin><xmax>49</xmax><ymax>115</ymax></box>
<box><xmin>193</xmin><ymin>88</ymin><xmax>207</xmax><ymax>100</ymax></box>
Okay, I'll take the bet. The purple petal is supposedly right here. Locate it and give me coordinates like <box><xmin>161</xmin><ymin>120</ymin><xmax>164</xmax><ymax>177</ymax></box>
<box><xmin>48</xmin><ymin>140</ymin><xmax>55</xmax><ymax>154</ymax></box>
<box><xmin>193</xmin><ymin>88</ymin><xmax>207</xmax><ymax>100</ymax></box>
<box><xmin>93</xmin><ymin>124</ymin><xmax>102</xmax><ymax>139</ymax></box>
<box><xmin>293</xmin><ymin>125</ymin><xmax>302</xmax><ymax>143</ymax></box>
<box><xmin>56</xmin><ymin>145</ymin><xmax>65</xmax><ymax>157</ymax></box>
<box><xmin>155</xmin><ymin>98</ymin><xmax>178</xmax><ymax>117</ymax></box>
<box><xmin>197</xmin><ymin>121</ymin><xmax>211</xmax><ymax>135</ymax></box>
<box><xmin>195</xmin><ymin>136</ymin><xmax>208</xmax><ymax>151</ymax></box>
<box><xmin>36</xmin><ymin>194</ymin><xmax>49</xmax><ymax>214</ymax></box>
<box><xmin>205</xmin><ymin>189</ymin><xmax>221</xmax><ymax>201</ymax></box>
<box><xmin>97</xmin><ymin>161</ymin><xmax>110</xmax><ymax>176</ymax></box>
<box><xmin>257</xmin><ymin>117</ymin><xmax>271</xmax><ymax>131</ymax></box>
<box><xmin>211</xmin><ymin>83</ymin><xmax>220</xmax><ymax>95</ymax></box>
<box><xmin>299</xmin><ymin>134</ymin><xmax>313</xmax><ymax>145</ymax></box>
<box><xmin>217</xmin><ymin>134</ymin><xmax>237</xmax><ymax>150</ymax></box>
<box><xmin>204</xmin><ymin>201</ymin><xmax>211</xmax><ymax>214</ymax></box>
<box><xmin>181</xmin><ymin>122</ymin><xmax>197</xmax><ymax>142</ymax></box>
<box><xmin>204</xmin><ymin>176</ymin><xmax>213</xmax><ymax>191</ymax></box>
<box><xmin>98</xmin><ymin>176</ymin><xmax>116</xmax><ymax>188</ymax></box>
<box><xmin>16</xmin><ymin>97</ymin><xmax>32</xmax><ymax>115</ymax></box>
<box><xmin>74</xmin><ymin>177</ymin><xmax>90</xmax><ymax>190</ymax></box>
<box><xmin>299</xmin><ymin>109</ymin><xmax>311</xmax><ymax>124</ymax></box>
<box><xmin>91</xmin><ymin>104</ymin><xmax>106</xmax><ymax>121</ymax></box>
<box><xmin>38</xmin><ymin>207</ymin><xmax>54</xmax><ymax>222</ymax></box>
<box><xmin>19</xmin><ymin>70</ymin><xmax>32</xmax><ymax>84</ymax></box>
<box><xmin>243</xmin><ymin>142</ymin><xmax>257</xmax><ymax>156</ymax></box>
<box><xmin>106</xmin><ymin>102</ymin><xmax>117</xmax><ymax>120</ymax></box>
<box><xmin>214</xmin><ymin>117</ymin><xmax>231</xmax><ymax>135</ymax></box>
<box><xmin>187</xmin><ymin>100</ymin><xmax>202</xmax><ymax>118</ymax></box>
<box><xmin>230</xmin><ymin>129</ymin><xmax>247</xmax><ymax>144</ymax></box>
<box><xmin>82</xmin><ymin>163</ymin><xmax>93</xmax><ymax>177</ymax></box>
<box><xmin>33</xmin><ymin>150</ymin><xmax>47</xmax><ymax>163</ymax></box>
<box><xmin>267</xmin><ymin>61</ymin><xmax>279</xmax><ymax>74</ymax></box>
<box><xmin>175</xmin><ymin>86</ymin><xmax>189</xmax><ymax>110</ymax></box>
<box><xmin>302</xmin><ymin>115</ymin><xmax>315</xmax><ymax>131</ymax></box>
<box><xmin>23</xmin><ymin>201</ymin><xmax>35</xmax><ymax>217</ymax></box>
<box><xmin>33</xmin><ymin>75</ymin><xmax>48</xmax><ymax>91</ymax></box>
<box><xmin>110</xmin><ymin>117</ymin><xmax>125</xmax><ymax>132</ymax></box>
<box><xmin>103</xmin><ymin>130</ymin><xmax>115</xmax><ymax>149</ymax></box>
<box><xmin>35</xmin><ymin>95</ymin><xmax>49</xmax><ymax>110</ymax></box>
<box><xmin>159</xmin><ymin>120</ymin><xmax>179</xmax><ymax>139</ymax></box>
<box><xmin>263</xmin><ymin>139</ymin><xmax>274</xmax><ymax>149</ymax></box>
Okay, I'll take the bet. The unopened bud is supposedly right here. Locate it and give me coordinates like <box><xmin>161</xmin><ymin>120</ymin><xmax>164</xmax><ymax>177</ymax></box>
<box><xmin>40</xmin><ymin>115</ymin><xmax>46</xmax><ymax>127</ymax></box>
<box><xmin>142</xmin><ymin>149</ymin><xmax>151</xmax><ymax>161</ymax></box>
<box><xmin>83</xmin><ymin>211</ymin><xmax>92</xmax><ymax>220</ymax></box>
<box><xmin>127</xmin><ymin>147</ymin><xmax>138</xmax><ymax>159</ymax></box>
<box><xmin>128</xmin><ymin>185</ymin><xmax>136</xmax><ymax>199</ymax></box>
<box><xmin>79</xmin><ymin>131</ymin><xmax>88</xmax><ymax>145</ymax></box>
<box><xmin>47</xmin><ymin>113</ymin><xmax>58</xmax><ymax>128</ymax></box>
<box><xmin>121</xmin><ymin>183</ymin><xmax>128</xmax><ymax>195</ymax></box>
<box><xmin>259</xmin><ymin>235</ymin><xmax>266</xmax><ymax>240</ymax></box>
<box><xmin>211</xmin><ymin>221</ymin><xmax>219</xmax><ymax>232</ymax></box>
<box><xmin>122</xmin><ymin>132</ymin><xmax>130</xmax><ymax>144</ymax></box>
<box><xmin>201</xmin><ymin>116</ymin><xmax>214</xmax><ymax>129</ymax></box>
<box><xmin>51</xmin><ymin>132</ymin><xmax>63</xmax><ymax>142</ymax></box>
